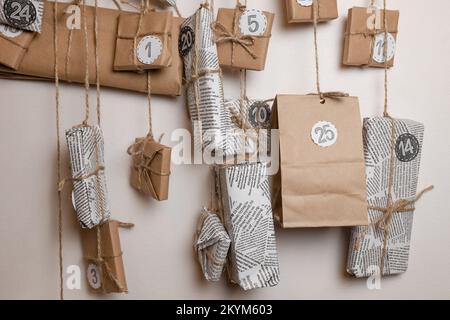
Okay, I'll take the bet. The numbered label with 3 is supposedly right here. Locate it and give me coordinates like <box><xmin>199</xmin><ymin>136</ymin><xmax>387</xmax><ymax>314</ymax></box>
<box><xmin>3</xmin><ymin>0</ymin><xmax>36</xmax><ymax>28</ymax></box>
<box><xmin>239</xmin><ymin>9</ymin><xmax>267</xmax><ymax>36</ymax></box>
<box><xmin>311</xmin><ymin>121</ymin><xmax>338</xmax><ymax>147</ymax></box>
<box><xmin>87</xmin><ymin>263</ymin><xmax>102</xmax><ymax>290</ymax></box>
<box><xmin>137</xmin><ymin>35</ymin><xmax>162</xmax><ymax>65</ymax></box>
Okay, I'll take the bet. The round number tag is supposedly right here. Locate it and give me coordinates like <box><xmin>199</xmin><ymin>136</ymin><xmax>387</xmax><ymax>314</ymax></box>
<box><xmin>239</xmin><ymin>9</ymin><xmax>267</xmax><ymax>36</ymax></box>
<box><xmin>395</xmin><ymin>133</ymin><xmax>419</xmax><ymax>162</ymax></box>
<box><xmin>311</xmin><ymin>121</ymin><xmax>338</xmax><ymax>147</ymax></box>
<box><xmin>297</xmin><ymin>0</ymin><xmax>313</xmax><ymax>6</ymax></box>
<box><xmin>136</xmin><ymin>35</ymin><xmax>162</xmax><ymax>65</ymax></box>
<box><xmin>372</xmin><ymin>32</ymin><xmax>396</xmax><ymax>63</ymax></box>
<box><xmin>179</xmin><ymin>26</ymin><xmax>195</xmax><ymax>57</ymax></box>
<box><xmin>248</xmin><ymin>102</ymin><xmax>271</xmax><ymax>129</ymax></box>
<box><xmin>3</xmin><ymin>0</ymin><xmax>37</xmax><ymax>29</ymax></box>
<box><xmin>0</xmin><ymin>24</ymin><xmax>22</xmax><ymax>38</ymax></box>
<box><xmin>87</xmin><ymin>263</ymin><xmax>102</xmax><ymax>290</ymax></box>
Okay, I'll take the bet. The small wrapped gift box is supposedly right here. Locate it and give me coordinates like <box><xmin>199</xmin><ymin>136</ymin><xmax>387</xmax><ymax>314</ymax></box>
<box><xmin>81</xmin><ymin>220</ymin><xmax>134</xmax><ymax>294</ymax></box>
<box><xmin>127</xmin><ymin>136</ymin><xmax>171</xmax><ymax>201</ymax></box>
<box><xmin>285</xmin><ymin>0</ymin><xmax>338</xmax><ymax>23</ymax></box>
<box><xmin>181</xmin><ymin>5</ymin><xmax>238</xmax><ymax>158</ymax></box>
<box><xmin>347</xmin><ymin>117</ymin><xmax>425</xmax><ymax>277</ymax></box>
<box><xmin>216</xmin><ymin>162</ymin><xmax>280</xmax><ymax>290</ymax></box>
<box><xmin>66</xmin><ymin>125</ymin><xmax>111</xmax><ymax>229</ymax></box>
<box><xmin>194</xmin><ymin>208</ymin><xmax>231</xmax><ymax>282</ymax></box>
<box><xmin>0</xmin><ymin>0</ymin><xmax>44</xmax><ymax>33</ymax></box>
<box><xmin>214</xmin><ymin>6</ymin><xmax>274</xmax><ymax>71</ymax></box>
<box><xmin>343</xmin><ymin>7</ymin><xmax>399</xmax><ymax>68</ymax></box>
<box><xmin>0</xmin><ymin>24</ymin><xmax>34</xmax><ymax>70</ymax></box>
<box><xmin>114</xmin><ymin>10</ymin><xmax>173</xmax><ymax>71</ymax></box>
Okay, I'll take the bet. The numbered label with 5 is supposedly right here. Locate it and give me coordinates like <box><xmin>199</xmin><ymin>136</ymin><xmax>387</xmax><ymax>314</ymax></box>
<box><xmin>239</xmin><ymin>9</ymin><xmax>267</xmax><ymax>36</ymax></box>
<box><xmin>311</xmin><ymin>121</ymin><xmax>338</xmax><ymax>147</ymax></box>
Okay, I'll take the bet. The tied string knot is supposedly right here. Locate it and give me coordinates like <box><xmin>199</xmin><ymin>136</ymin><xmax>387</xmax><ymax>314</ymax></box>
<box><xmin>58</xmin><ymin>166</ymin><xmax>105</xmax><ymax>192</ymax></box>
<box><xmin>308</xmin><ymin>91</ymin><xmax>349</xmax><ymax>103</ymax></box>
<box><xmin>212</xmin><ymin>22</ymin><xmax>258</xmax><ymax>60</ymax></box>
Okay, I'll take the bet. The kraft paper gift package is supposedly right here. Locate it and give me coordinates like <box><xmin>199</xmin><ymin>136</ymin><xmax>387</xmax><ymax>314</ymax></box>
<box><xmin>0</xmin><ymin>24</ymin><xmax>34</xmax><ymax>69</ymax></box>
<box><xmin>0</xmin><ymin>0</ymin><xmax>44</xmax><ymax>33</ymax></box>
<box><xmin>285</xmin><ymin>0</ymin><xmax>338</xmax><ymax>23</ymax></box>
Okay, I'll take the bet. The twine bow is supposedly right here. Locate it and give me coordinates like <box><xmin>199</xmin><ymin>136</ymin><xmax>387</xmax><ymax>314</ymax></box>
<box><xmin>58</xmin><ymin>165</ymin><xmax>105</xmax><ymax>192</ymax></box>
<box><xmin>212</xmin><ymin>22</ymin><xmax>258</xmax><ymax>61</ymax></box>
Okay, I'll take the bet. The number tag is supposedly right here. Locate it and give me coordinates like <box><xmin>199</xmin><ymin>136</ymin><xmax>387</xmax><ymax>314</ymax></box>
<box><xmin>179</xmin><ymin>26</ymin><xmax>195</xmax><ymax>57</ymax></box>
<box><xmin>136</xmin><ymin>35</ymin><xmax>162</xmax><ymax>65</ymax></box>
<box><xmin>87</xmin><ymin>263</ymin><xmax>102</xmax><ymax>290</ymax></box>
<box><xmin>248</xmin><ymin>102</ymin><xmax>271</xmax><ymax>128</ymax></box>
<box><xmin>395</xmin><ymin>133</ymin><xmax>419</xmax><ymax>162</ymax></box>
<box><xmin>3</xmin><ymin>0</ymin><xmax>37</xmax><ymax>28</ymax></box>
<box><xmin>239</xmin><ymin>9</ymin><xmax>267</xmax><ymax>36</ymax></box>
<box><xmin>311</xmin><ymin>121</ymin><xmax>338</xmax><ymax>147</ymax></box>
<box><xmin>297</xmin><ymin>0</ymin><xmax>313</xmax><ymax>6</ymax></box>
<box><xmin>0</xmin><ymin>24</ymin><xmax>22</xmax><ymax>38</ymax></box>
<box><xmin>372</xmin><ymin>32</ymin><xmax>396</xmax><ymax>63</ymax></box>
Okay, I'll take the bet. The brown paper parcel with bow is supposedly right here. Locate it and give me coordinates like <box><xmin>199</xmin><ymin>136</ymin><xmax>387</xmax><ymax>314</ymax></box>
<box><xmin>285</xmin><ymin>0</ymin><xmax>338</xmax><ymax>23</ymax></box>
<box><xmin>215</xmin><ymin>7</ymin><xmax>274</xmax><ymax>71</ymax></box>
<box><xmin>81</xmin><ymin>220</ymin><xmax>133</xmax><ymax>294</ymax></box>
<box><xmin>0</xmin><ymin>26</ymin><xmax>35</xmax><ymax>70</ymax></box>
<box><xmin>129</xmin><ymin>136</ymin><xmax>171</xmax><ymax>201</ymax></box>
<box><xmin>0</xmin><ymin>2</ymin><xmax>183</xmax><ymax>96</ymax></box>
<box><xmin>343</xmin><ymin>7</ymin><xmax>399</xmax><ymax>68</ymax></box>
<box><xmin>271</xmin><ymin>94</ymin><xmax>368</xmax><ymax>228</ymax></box>
<box><xmin>114</xmin><ymin>10</ymin><xmax>173</xmax><ymax>71</ymax></box>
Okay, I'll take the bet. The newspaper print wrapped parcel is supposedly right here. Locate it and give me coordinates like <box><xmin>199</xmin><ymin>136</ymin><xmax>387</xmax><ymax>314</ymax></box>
<box><xmin>347</xmin><ymin>117</ymin><xmax>425</xmax><ymax>277</ymax></box>
<box><xmin>66</xmin><ymin>125</ymin><xmax>110</xmax><ymax>229</ymax></box>
<box><xmin>181</xmin><ymin>5</ymin><xmax>238</xmax><ymax>159</ymax></box>
<box><xmin>216</xmin><ymin>162</ymin><xmax>280</xmax><ymax>290</ymax></box>
<box><xmin>0</xmin><ymin>0</ymin><xmax>44</xmax><ymax>33</ymax></box>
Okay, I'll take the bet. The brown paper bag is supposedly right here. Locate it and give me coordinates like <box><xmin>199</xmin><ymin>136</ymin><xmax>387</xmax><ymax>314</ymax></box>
<box><xmin>0</xmin><ymin>2</ymin><xmax>183</xmax><ymax>96</ymax></box>
<box><xmin>114</xmin><ymin>11</ymin><xmax>173</xmax><ymax>71</ymax></box>
<box><xmin>343</xmin><ymin>7</ymin><xmax>399</xmax><ymax>68</ymax></box>
<box><xmin>81</xmin><ymin>220</ymin><xmax>134</xmax><ymax>294</ymax></box>
<box><xmin>271</xmin><ymin>94</ymin><xmax>368</xmax><ymax>228</ymax></box>
<box><xmin>214</xmin><ymin>7</ymin><xmax>274</xmax><ymax>71</ymax></box>
<box><xmin>128</xmin><ymin>136</ymin><xmax>171</xmax><ymax>201</ymax></box>
<box><xmin>0</xmin><ymin>25</ymin><xmax>35</xmax><ymax>70</ymax></box>
<box><xmin>285</xmin><ymin>0</ymin><xmax>338</xmax><ymax>23</ymax></box>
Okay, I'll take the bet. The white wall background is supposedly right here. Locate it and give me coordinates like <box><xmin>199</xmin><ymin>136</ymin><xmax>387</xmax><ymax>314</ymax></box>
<box><xmin>0</xmin><ymin>0</ymin><xmax>449</xmax><ymax>300</ymax></box>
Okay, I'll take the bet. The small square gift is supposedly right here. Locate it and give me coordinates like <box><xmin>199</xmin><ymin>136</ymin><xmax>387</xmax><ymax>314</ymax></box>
<box><xmin>347</xmin><ymin>117</ymin><xmax>428</xmax><ymax>277</ymax></box>
<box><xmin>214</xmin><ymin>5</ymin><xmax>274</xmax><ymax>71</ymax></box>
<box><xmin>343</xmin><ymin>7</ymin><xmax>399</xmax><ymax>68</ymax></box>
<box><xmin>216</xmin><ymin>162</ymin><xmax>280</xmax><ymax>290</ymax></box>
<box><xmin>194</xmin><ymin>208</ymin><xmax>231</xmax><ymax>282</ymax></box>
<box><xmin>271</xmin><ymin>94</ymin><xmax>368</xmax><ymax>228</ymax></box>
<box><xmin>0</xmin><ymin>0</ymin><xmax>44</xmax><ymax>33</ymax></box>
<box><xmin>114</xmin><ymin>10</ymin><xmax>173</xmax><ymax>71</ymax></box>
<box><xmin>0</xmin><ymin>24</ymin><xmax>34</xmax><ymax>70</ymax></box>
<box><xmin>66</xmin><ymin>125</ymin><xmax>111</xmax><ymax>229</ymax></box>
<box><xmin>81</xmin><ymin>220</ymin><xmax>134</xmax><ymax>294</ymax></box>
<box><xmin>181</xmin><ymin>5</ymin><xmax>238</xmax><ymax>159</ymax></box>
<box><xmin>127</xmin><ymin>136</ymin><xmax>171</xmax><ymax>201</ymax></box>
<box><xmin>285</xmin><ymin>0</ymin><xmax>338</xmax><ymax>23</ymax></box>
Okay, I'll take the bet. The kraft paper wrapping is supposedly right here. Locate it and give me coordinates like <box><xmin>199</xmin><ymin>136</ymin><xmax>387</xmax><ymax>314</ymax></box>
<box><xmin>0</xmin><ymin>0</ymin><xmax>44</xmax><ymax>32</ymax></box>
<box><xmin>216</xmin><ymin>162</ymin><xmax>280</xmax><ymax>290</ymax></box>
<box><xmin>114</xmin><ymin>10</ymin><xmax>173</xmax><ymax>71</ymax></box>
<box><xmin>66</xmin><ymin>125</ymin><xmax>110</xmax><ymax>229</ymax></box>
<box><xmin>0</xmin><ymin>24</ymin><xmax>34</xmax><ymax>69</ymax></box>
<box><xmin>347</xmin><ymin>117</ymin><xmax>424</xmax><ymax>277</ymax></box>
<box><xmin>343</xmin><ymin>7</ymin><xmax>399</xmax><ymax>68</ymax></box>
<box><xmin>271</xmin><ymin>94</ymin><xmax>368</xmax><ymax>228</ymax></box>
<box><xmin>195</xmin><ymin>208</ymin><xmax>231</xmax><ymax>282</ymax></box>
<box><xmin>182</xmin><ymin>6</ymin><xmax>238</xmax><ymax>158</ymax></box>
<box><xmin>0</xmin><ymin>2</ymin><xmax>183</xmax><ymax>96</ymax></box>
<box><xmin>285</xmin><ymin>0</ymin><xmax>338</xmax><ymax>23</ymax></box>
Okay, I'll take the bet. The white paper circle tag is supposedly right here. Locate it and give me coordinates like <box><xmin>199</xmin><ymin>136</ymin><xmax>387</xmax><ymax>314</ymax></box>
<box><xmin>311</xmin><ymin>121</ymin><xmax>338</xmax><ymax>147</ymax></box>
<box><xmin>136</xmin><ymin>35</ymin><xmax>162</xmax><ymax>65</ymax></box>
<box><xmin>372</xmin><ymin>32</ymin><xmax>396</xmax><ymax>63</ymax></box>
<box><xmin>297</xmin><ymin>0</ymin><xmax>313</xmax><ymax>6</ymax></box>
<box><xmin>87</xmin><ymin>263</ymin><xmax>102</xmax><ymax>289</ymax></box>
<box><xmin>239</xmin><ymin>9</ymin><xmax>267</xmax><ymax>36</ymax></box>
<box><xmin>0</xmin><ymin>24</ymin><xmax>23</xmax><ymax>38</ymax></box>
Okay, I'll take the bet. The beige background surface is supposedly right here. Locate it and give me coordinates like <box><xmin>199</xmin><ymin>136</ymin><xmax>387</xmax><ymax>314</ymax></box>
<box><xmin>0</xmin><ymin>0</ymin><xmax>449</xmax><ymax>300</ymax></box>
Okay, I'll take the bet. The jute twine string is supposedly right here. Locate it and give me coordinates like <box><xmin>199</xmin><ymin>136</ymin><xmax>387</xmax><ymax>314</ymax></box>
<box><xmin>365</xmin><ymin>0</ymin><xmax>434</xmax><ymax>275</ymax></box>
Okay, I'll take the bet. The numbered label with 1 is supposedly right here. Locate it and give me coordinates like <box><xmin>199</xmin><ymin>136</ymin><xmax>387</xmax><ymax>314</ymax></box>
<box><xmin>3</xmin><ymin>0</ymin><xmax>36</xmax><ymax>28</ymax></box>
<box><xmin>239</xmin><ymin>9</ymin><xmax>267</xmax><ymax>36</ymax></box>
<box><xmin>87</xmin><ymin>263</ymin><xmax>102</xmax><ymax>290</ymax></box>
<box><xmin>372</xmin><ymin>32</ymin><xmax>396</xmax><ymax>63</ymax></box>
<box><xmin>311</xmin><ymin>121</ymin><xmax>338</xmax><ymax>147</ymax></box>
<box><xmin>179</xmin><ymin>26</ymin><xmax>195</xmax><ymax>57</ymax></box>
<box><xmin>137</xmin><ymin>35</ymin><xmax>162</xmax><ymax>65</ymax></box>
<box><xmin>395</xmin><ymin>133</ymin><xmax>419</xmax><ymax>162</ymax></box>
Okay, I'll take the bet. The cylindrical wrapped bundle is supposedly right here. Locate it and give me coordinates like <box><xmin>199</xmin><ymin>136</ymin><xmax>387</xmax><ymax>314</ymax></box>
<box><xmin>0</xmin><ymin>0</ymin><xmax>44</xmax><ymax>33</ymax></box>
<box><xmin>66</xmin><ymin>125</ymin><xmax>110</xmax><ymax>229</ymax></box>
<box><xmin>216</xmin><ymin>162</ymin><xmax>280</xmax><ymax>290</ymax></box>
<box><xmin>194</xmin><ymin>208</ymin><xmax>231</xmax><ymax>282</ymax></box>
<box><xmin>347</xmin><ymin>117</ymin><xmax>425</xmax><ymax>277</ymax></box>
<box><xmin>181</xmin><ymin>5</ymin><xmax>238</xmax><ymax>158</ymax></box>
